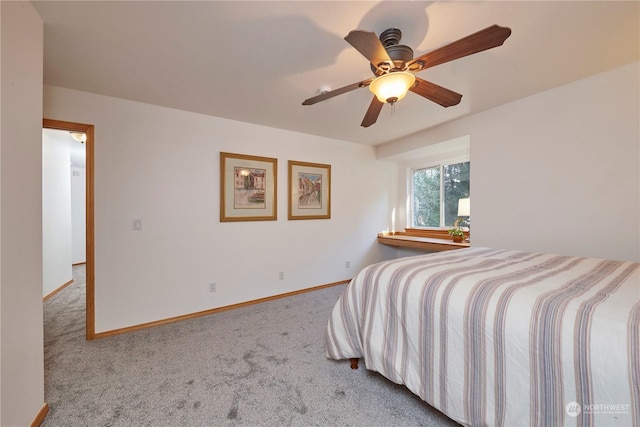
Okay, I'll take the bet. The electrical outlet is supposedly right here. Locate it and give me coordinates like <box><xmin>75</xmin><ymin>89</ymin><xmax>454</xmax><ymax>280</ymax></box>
<box><xmin>345</xmin><ymin>260</ymin><xmax>351</xmax><ymax>269</ymax></box>
<box><xmin>278</xmin><ymin>272</ymin><xmax>284</xmax><ymax>280</ymax></box>
<box><xmin>209</xmin><ymin>282</ymin><xmax>216</xmax><ymax>293</ymax></box>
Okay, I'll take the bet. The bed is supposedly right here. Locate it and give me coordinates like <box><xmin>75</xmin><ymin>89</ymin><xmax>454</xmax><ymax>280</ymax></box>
<box><xmin>325</xmin><ymin>247</ymin><xmax>639</xmax><ymax>426</ymax></box>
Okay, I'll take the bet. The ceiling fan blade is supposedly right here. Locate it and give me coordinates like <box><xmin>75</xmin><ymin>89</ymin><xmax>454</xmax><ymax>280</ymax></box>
<box><xmin>302</xmin><ymin>78</ymin><xmax>373</xmax><ymax>106</ymax></box>
<box><xmin>345</xmin><ymin>30</ymin><xmax>394</xmax><ymax>70</ymax></box>
<box><xmin>410</xmin><ymin>77</ymin><xmax>462</xmax><ymax>107</ymax></box>
<box><xmin>407</xmin><ymin>25</ymin><xmax>511</xmax><ymax>72</ymax></box>
<box><xmin>361</xmin><ymin>96</ymin><xmax>384</xmax><ymax>127</ymax></box>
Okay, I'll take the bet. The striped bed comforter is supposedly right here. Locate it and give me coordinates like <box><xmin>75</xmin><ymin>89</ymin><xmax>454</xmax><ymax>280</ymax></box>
<box><xmin>325</xmin><ymin>248</ymin><xmax>640</xmax><ymax>426</ymax></box>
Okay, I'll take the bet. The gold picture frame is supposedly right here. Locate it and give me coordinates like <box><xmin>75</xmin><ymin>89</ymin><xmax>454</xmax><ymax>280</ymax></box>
<box><xmin>220</xmin><ymin>152</ymin><xmax>277</xmax><ymax>222</ymax></box>
<box><xmin>288</xmin><ymin>160</ymin><xmax>331</xmax><ymax>220</ymax></box>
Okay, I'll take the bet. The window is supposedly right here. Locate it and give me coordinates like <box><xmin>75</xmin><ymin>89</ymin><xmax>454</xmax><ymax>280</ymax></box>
<box><xmin>411</xmin><ymin>160</ymin><xmax>470</xmax><ymax>228</ymax></box>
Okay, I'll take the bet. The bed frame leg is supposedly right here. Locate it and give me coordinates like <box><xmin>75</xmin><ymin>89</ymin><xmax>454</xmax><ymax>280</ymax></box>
<box><xmin>350</xmin><ymin>358</ymin><xmax>359</xmax><ymax>369</ymax></box>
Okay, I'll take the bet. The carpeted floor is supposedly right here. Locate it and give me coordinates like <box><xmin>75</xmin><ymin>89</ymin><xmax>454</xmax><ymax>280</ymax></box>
<box><xmin>43</xmin><ymin>265</ymin><xmax>459</xmax><ymax>426</ymax></box>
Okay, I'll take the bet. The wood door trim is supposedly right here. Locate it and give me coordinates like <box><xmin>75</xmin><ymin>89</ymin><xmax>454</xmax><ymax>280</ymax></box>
<box><xmin>43</xmin><ymin>119</ymin><xmax>96</xmax><ymax>340</ymax></box>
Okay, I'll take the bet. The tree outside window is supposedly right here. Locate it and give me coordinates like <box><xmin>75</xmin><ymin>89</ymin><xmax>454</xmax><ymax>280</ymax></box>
<box><xmin>411</xmin><ymin>161</ymin><xmax>470</xmax><ymax>228</ymax></box>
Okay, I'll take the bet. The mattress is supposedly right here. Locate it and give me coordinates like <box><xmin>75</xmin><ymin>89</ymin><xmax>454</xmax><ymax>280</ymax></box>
<box><xmin>325</xmin><ymin>248</ymin><xmax>640</xmax><ymax>426</ymax></box>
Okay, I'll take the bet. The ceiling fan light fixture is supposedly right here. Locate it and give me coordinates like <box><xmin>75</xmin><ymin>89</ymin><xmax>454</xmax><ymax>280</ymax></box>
<box><xmin>70</xmin><ymin>132</ymin><xmax>87</xmax><ymax>143</ymax></box>
<box><xmin>369</xmin><ymin>71</ymin><xmax>415</xmax><ymax>104</ymax></box>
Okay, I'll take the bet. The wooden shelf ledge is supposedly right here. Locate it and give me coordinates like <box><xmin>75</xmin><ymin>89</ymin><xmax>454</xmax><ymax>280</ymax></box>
<box><xmin>378</xmin><ymin>230</ymin><xmax>470</xmax><ymax>252</ymax></box>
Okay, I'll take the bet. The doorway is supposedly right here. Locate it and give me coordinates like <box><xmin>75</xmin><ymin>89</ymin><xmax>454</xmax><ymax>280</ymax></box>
<box><xmin>43</xmin><ymin>119</ymin><xmax>95</xmax><ymax>340</ymax></box>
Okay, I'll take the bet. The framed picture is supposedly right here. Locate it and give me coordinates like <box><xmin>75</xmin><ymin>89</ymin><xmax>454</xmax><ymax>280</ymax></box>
<box><xmin>288</xmin><ymin>160</ymin><xmax>331</xmax><ymax>220</ymax></box>
<box><xmin>220</xmin><ymin>152</ymin><xmax>277</xmax><ymax>222</ymax></box>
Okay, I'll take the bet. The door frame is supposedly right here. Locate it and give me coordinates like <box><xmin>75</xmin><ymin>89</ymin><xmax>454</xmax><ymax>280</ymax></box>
<box><xmin>43</xmin><ymin>119</ymin><xmax>96</xmax><ymax>340</ymax></box>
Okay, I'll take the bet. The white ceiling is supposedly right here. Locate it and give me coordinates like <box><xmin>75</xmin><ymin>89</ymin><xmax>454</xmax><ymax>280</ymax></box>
<box><xmin>33</xmin><ymin>1</ymin><xmax>639</xmax><ymax>146</ymax></box>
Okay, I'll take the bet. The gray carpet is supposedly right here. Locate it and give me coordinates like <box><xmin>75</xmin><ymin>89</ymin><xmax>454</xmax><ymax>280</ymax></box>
<box><xmin>43</xmin><ymin>264</ymin><xmax>459</xmax><ymax>426</ymax></box>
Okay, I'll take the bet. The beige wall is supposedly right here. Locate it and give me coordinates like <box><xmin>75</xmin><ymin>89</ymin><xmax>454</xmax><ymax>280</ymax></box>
<box><xmin>0</xmin><ymin>1</ymin><xmax>45</xmax><ymax>425</ymax></box>
<box><xmin>42</xmin><ymin>129</ymin><xmax>73</xmax><ymax>297</ymax></box>
<box><xmin>44</xmin><ymin>85</ymin><xmax>398</xmax><ymax>334</ymax></box>
<box><xmin>380</xmin><ymin>61</ymin><xmax>640</xmax><ymax>262</ymax></box>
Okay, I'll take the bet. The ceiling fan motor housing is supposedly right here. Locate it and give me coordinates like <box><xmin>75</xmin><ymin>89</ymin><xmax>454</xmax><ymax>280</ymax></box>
<box><xmin>379</xmin><ymin>28</ymin><xmax>402</xmax><ymax>47</ymax></box>
<box><xmin>371</xmin><ymin>28</ymin><xmax>414</xmax><ymax>74</ymax></box>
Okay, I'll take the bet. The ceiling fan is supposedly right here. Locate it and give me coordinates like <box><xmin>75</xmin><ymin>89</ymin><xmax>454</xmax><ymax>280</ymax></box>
<box><xmin>302</xmin><ymin>25</ymin><xmax>512</xmax><ymax>127</ymax></box>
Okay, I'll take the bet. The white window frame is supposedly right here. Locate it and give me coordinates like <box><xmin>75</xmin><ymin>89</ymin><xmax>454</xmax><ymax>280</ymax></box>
<box><xmin>408</xmin><ymin>155</ymin><xmax>470</xmax><ymax>229</ymax></box>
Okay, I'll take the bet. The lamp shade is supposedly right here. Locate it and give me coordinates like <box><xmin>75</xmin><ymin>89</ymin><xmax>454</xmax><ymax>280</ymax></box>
<box><xmin>457</xmin><ymin>198</ymin><xmax>470</xmax><ymax>216</ymax></box>
<box><xmin>369</xmin><ymin>72</ymin><xmax>416</xmax><ymax>104</ymax></box>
